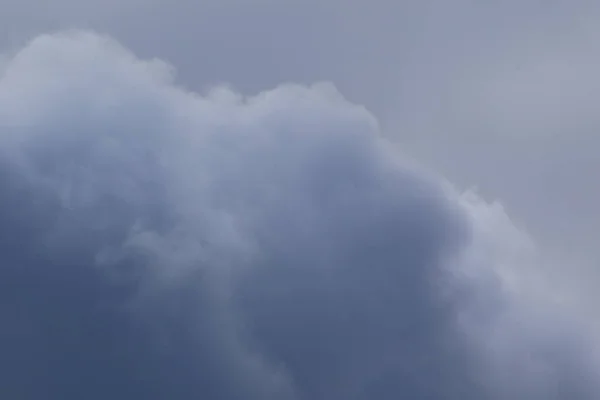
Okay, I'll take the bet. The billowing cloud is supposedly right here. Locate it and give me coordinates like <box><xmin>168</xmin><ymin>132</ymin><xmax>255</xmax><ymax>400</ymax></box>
<box><xmin>0</xmin><ymin>31</ymin><xmax>598</xmax><ymax>399</ymax></box>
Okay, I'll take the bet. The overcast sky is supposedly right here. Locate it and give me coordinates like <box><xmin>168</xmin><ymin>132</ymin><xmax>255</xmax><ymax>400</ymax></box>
<box><xmin>1</xmin><ymin>1</ymin><xmax>600</xmax><ymax>399</ymax></box>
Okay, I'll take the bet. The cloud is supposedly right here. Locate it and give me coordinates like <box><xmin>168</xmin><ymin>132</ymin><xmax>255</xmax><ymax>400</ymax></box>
<box><xmin>0</xmin><ymin>31</ymin><xmax>598</xmax><ymax>399</ymax></box>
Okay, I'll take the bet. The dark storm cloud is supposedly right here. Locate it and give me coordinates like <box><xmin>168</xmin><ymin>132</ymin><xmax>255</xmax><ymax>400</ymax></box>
<box><xmin>0</xmin><ymin>31</ymin><xmax>598</xmax><ymax>400</ymax></box>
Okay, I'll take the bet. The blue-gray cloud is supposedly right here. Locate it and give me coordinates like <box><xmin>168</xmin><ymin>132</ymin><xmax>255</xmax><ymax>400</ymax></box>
<box><xmin>0</xmin><ymin>31</ymin><xmax>598</xmax><ymax>399</ymax></box>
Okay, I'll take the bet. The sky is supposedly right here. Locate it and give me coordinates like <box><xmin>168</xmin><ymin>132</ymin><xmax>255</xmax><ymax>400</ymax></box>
<box><xmin>1</xmin><ymin>1</ymin><xmax>600</xmax><ymax>399</ymax></box>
